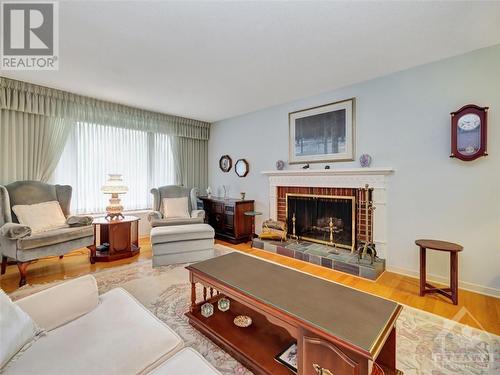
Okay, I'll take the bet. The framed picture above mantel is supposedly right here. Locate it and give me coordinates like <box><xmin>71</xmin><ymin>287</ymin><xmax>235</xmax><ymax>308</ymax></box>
<box><xmin>289</xmin><ymin>98</ymin><xmax>355</xmax><ymax>164</ymax></box>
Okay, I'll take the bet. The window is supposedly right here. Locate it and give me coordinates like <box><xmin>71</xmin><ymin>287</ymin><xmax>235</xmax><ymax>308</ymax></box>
<box><xmin>53</xmin><ymin>122</ymin><xmax>175</xmax><ymax>214</ymax></box>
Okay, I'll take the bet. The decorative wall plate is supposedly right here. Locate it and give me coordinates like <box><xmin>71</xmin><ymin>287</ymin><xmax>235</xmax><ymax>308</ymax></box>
<box><xmin>235</xmin><ymin>158</ymin><xmax>249</xmax><ymax>177</ymax></box>
<box><xmin>276</xmin><ymin>160</ymin><xmax>285</xmax><ymax>170</ymax></box>
<box><xmin>219</xmin><ymin>155</ymin><xmax>232</xmax><ymax>172</ymax></box>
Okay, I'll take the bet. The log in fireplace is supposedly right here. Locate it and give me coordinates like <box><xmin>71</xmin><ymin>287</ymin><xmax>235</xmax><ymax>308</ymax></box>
<box><xmin>286</xmin><ymin>193</ymin><xmax>356</xmax><ymax>251</ymax></box>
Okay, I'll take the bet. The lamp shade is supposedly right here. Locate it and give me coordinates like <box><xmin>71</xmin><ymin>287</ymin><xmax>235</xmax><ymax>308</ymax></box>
<box><xmin>101</xmin><ymin>174</ymin><xmax>128</xmax><ymax>194</ymax></box>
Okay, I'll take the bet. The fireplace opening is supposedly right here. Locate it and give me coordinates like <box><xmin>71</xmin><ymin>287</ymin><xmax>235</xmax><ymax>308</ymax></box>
<box><xmin>286</xmin><ymin>193</ymin><xmax>355</xmax><ymax>251</ymax></box>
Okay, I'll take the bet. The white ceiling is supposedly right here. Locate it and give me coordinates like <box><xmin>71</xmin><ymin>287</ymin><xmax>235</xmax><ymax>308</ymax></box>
<box><xmin>2</xmin><ymin>1</ymin><xmax>500</xmax><ymax>122</ymax></box>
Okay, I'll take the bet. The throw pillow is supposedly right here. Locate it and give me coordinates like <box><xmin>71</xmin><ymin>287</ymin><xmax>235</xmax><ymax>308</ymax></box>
<box><xmin>162</xmin><ymin>197</ymin><xmax>190</xmax><ymax>218</ymax></box>
<box><xmin>12</xmin><ymin>201</ymin><xmax>68</xmax><ymax>234</ymax></box>
<box><xmin>0</xmin><ymin>290</ymin><xmax>44</xmax><ymax>370</ymax></box>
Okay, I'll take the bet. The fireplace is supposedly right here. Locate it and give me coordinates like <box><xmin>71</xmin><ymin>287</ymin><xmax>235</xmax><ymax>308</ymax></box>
<box><xmin>286</xmin><ymin>194</ymin><xmax>355</xmax><ymax>251</ymax></box>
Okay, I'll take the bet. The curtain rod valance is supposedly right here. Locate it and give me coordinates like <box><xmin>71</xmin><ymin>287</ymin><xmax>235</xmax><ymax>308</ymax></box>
<box><xmin>0</xmin><ymin>77</ymin><xmax>210</xmax><ymax>140</ymax></box>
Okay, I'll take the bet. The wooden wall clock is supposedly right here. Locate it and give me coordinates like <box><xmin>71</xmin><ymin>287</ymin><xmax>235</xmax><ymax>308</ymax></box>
<box><xmin>450</xmin><ymin>104</ymin><xmax>488</xmax><ymax>161</ymax></box>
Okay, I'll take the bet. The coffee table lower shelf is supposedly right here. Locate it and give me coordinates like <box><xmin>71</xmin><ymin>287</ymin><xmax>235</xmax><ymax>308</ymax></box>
<box><xmin>186</xmin><ymin>298</ymin><xmax>295</xmax><ymax>375</ymax></box>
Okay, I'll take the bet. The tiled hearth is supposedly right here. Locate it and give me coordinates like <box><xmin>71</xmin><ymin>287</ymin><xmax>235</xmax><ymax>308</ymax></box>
<box><xmin>252</xmin><ymin>238</ymin><xmax>385</xmax><ymax>280</ymax></box>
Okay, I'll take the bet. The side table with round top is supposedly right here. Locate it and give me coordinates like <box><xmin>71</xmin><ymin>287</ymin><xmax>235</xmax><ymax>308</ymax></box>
<box><xmin>415</xmin><ymin>239</ymin><xmax>463</xmax><ymax>305</ymax></box>
<box><xmin>88</xmin><ymin>215</ymin><xmax>140</xmax><ymax>263</ymax></box>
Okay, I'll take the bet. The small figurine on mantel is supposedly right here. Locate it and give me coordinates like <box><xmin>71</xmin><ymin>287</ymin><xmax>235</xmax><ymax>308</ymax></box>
<box><xmin>324</xmin><ymin>165</ymin><xmax>330</xmax><ymax>169</ymax></box>
<box><xmin>302</xmin><ymin>164</ymin><xmax>310</xmax><ymax>169</ymax></box>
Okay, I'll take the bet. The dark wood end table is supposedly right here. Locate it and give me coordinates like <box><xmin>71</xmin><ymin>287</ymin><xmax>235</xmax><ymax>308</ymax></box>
<box><xmin>88</xmin><ymin>215</ymin><xmax>140</xmax><ymax>263</ymax></box>
<box><xmin>415</xmin><ymin>239</ymin><xmax>463</xmax><ymax>305</ymax></box>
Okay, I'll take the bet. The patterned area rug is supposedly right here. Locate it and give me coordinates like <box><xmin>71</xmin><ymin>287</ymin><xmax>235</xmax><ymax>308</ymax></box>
<box><xmin>9</xmin><ymin>245</ymin><xmax>499</xmax><ymax>375</ymax></box>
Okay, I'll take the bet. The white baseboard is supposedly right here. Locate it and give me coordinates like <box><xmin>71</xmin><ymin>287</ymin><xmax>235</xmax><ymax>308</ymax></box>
<box><xmin>386</xmin><ymin>265</ymin><xmax>500</xmax><ymax>299</ymax></box>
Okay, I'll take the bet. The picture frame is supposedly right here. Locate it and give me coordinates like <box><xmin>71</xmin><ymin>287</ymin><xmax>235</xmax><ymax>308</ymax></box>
<box><xmin>289</xmin><ymin>98</ymin><xmax>355</xmax><ymax>164</ymax></box>
<box><xmin>274</xmin><ymin>342</ymin><xmax>298</xmax><ymax>373</ymax></box>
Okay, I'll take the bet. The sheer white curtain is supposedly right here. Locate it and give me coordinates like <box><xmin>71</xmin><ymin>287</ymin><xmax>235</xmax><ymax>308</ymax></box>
<box><xmin>54</xmin><ymin>122</ymin><xmax>175</xmax><ymax>214</ymax></box>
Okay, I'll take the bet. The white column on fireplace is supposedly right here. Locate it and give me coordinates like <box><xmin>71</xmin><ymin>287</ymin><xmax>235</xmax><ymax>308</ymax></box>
<box><xmin>261</xmin><ymin>168</ymin><xmax>394</xmax><ymax>258</ymax></box>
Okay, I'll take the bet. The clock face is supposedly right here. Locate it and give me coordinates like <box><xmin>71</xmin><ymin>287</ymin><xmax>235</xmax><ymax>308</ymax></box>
<box><xmin>457</xmin><ymin>113</ymin><xmax>481</xmax><ymax>131</ymax></box>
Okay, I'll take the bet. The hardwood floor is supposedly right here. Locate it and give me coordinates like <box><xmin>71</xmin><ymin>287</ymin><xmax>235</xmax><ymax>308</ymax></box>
<box><xmin>1</xmin><ymin>237</ymin><xmax>499</xmax><ymax>335</ymax></box>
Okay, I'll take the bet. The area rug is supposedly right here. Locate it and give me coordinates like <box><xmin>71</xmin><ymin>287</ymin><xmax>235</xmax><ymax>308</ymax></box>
<box><xmin>9</xmin><ymin>245</ymin><xmax>499</xmax><ymax>375</ymax></box>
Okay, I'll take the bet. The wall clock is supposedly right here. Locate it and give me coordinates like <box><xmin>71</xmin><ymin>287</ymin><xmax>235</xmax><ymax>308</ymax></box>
<box><xmin>219</xmin><ymin>155</ymin><xmax>232</xmax><ymax>172</ymax></box>
<box><xmin>235</xmin><ymin>159</ymin><xmax>249</xmax><ymax>177</ymax></box>
<box><xmin>450</xmin><ymin>104</ymin><xmax>488</xmax><ymax>161</ymax></box>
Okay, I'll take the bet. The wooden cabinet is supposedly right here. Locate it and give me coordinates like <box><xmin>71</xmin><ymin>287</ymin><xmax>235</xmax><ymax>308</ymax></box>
<box><xmin>199</xmin><ymin>196</ymin><xmax>254</xmax><ymax>244</ymax></box>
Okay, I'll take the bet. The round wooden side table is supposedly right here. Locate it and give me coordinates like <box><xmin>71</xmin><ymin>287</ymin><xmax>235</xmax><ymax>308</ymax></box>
<box><xmin>88</xmin><ymin>215</ymin><xmax>140</xmax><ymax>263</ymax></box>
<box><xmin>415</xmin><ymin>239</ymin><xmax>463</xmax><ymax>305</ymax></box>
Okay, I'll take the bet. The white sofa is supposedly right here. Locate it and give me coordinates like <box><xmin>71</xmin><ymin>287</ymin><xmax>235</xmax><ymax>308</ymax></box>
<box><xmin>3</xmin><ymin>275</ymin><xmax>220</xmax><ymax>374</ymax></box>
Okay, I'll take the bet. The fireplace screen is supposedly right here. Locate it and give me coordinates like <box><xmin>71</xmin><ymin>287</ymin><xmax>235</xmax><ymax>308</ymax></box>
<box><xmin>286</xmin><ymin>194</ymin><xmax>355</xmax><ymax>250</ymax></box>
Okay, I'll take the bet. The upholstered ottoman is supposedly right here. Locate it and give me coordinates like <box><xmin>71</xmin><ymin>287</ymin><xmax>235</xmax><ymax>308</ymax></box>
<box><xmin>150</xmin><ymin>224</ymin><xmax>215</xmax><ymax>267</ymax></box>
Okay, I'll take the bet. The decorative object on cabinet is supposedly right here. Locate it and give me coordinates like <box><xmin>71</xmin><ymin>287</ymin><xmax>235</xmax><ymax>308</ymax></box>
<box><xmin>240</xmin><ymin>192</ymin><xmax>246</xmax><ymax>200</ymax></box>
<box><xmin>219</xmin><ymin>155</ymin><xmax>232</xmax><ymax>172</ymax></box>
<box><xmin>206</xmin><ymin>186</ymin><xmax>212</xmax><ymax>198</ymax></box>
<box><xmin>233</xmin><ymin>315</ymin><xmax>252</xmax><ymax>328</ymax></box>
<box><xmin>276</xmin><ymin>160</ymin><xmax>285</xmax><ymax>170</ymax></box>
<box><xmin>275</xmin><ymin>343</ymin><xmax>298</xmax><ymax>373</ymax></box>
<box><xmin>415</xmin><ymin>239</ymin><xmax>463</xmax><ymax>305</ymax></box>
<box><xmin>450</xmin><ymin>104</ymin><xmax>488</xmax><ymax>161</ymax></box>
<box><xmin>201</xmin><ymin>302</ymin><xmax>214</xmax><ymax>318</ymax></box>
<box><xmin>359</xmin><ymin>153</ymin><xmax>372</xmax><ymax>167</ymax></box>
<box><xmin>101</xmin><ymin>174</ymin><xmax>128</xmax><ymax>220</ymax></box>
<box><xmin>217</xmin><ymin>297</ymin><xmax>230</xmax><ymax>312</ymax></box>
<box><xmin>235</xmin><ymin>158</ymin><xmax>249</xmax><ymax>177</ymax></box>
<box><xmin>289</xmin><ymin>98</ymin><xmax>355</xmax><ymax>164</ymax></box>
<box><xmin>222</xmin><ymin>185</ymin><xmax>229</xmax><ymax>199</ymax></box>
<box><xmin>199</xmin><ymin>196</ymin><xmax>254</xmax><ymax>244</ymax></box>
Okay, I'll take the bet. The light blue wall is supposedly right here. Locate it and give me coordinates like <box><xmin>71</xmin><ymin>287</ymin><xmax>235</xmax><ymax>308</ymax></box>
<box><xmin>209</xmin><ymin>45</ymin><xmax>500</xmax><ymax>295</ymax></box>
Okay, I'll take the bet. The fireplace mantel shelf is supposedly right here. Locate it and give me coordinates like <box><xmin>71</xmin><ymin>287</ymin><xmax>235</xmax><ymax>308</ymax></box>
<box><xmin>261</xmin><ymin>167</ymin><xmax>394</xmax><ymax>177</ymax></box>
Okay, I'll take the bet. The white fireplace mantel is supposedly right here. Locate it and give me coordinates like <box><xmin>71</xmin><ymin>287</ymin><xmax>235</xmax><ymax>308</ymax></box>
<box><xmin>261</xmin><ymin>167</ymin><xmax>394</xmax><ymax>177</ymax></box>
<box><xmin>262</xmin><ymin>167</ymin><xmax>394</xmax><ymax>258</ymax></box>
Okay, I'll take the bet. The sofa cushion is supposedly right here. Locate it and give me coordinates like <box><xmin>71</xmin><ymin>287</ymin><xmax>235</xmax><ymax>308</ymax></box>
<box><xmin>148</xmin><ymin>347</ymin><xmax>221</xmax><ymax>374</ymax></box>
<box><xmin>17</xmin><ymin>225</ymin><xmax>93</xmax><ymax>250</ymax></box>
<box><xmin>151</xmin><ymin>224</ymin><xmax>215</xmax><ymax>244</ymax></box>
<box><xmin>0</xmin><ymin>290</ymin><xmax>43</xmax><ymax>370</ymax></box>
<box><xmin>3</xmin><ymin>288</ymin><xmax>183</xmax><ymax>375</ymax></box>
<box><xmin>12</xmin><ymin>201</ymin><xmax>67</xmax><ymax>234</ymax></box>
<box><xmin>150</xmin><ymin>217</ymin><xmax>204</xmax><ymax>227</ymax></box>
<box><xmin>16</xmin><ymin>275</ymin><xmax>99</xmax><ymax>331</ymax></box>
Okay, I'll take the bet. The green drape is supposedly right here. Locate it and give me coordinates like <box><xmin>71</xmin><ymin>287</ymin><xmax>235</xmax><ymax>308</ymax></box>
<box><xmin>172</xmin><ymin>136</ymin><xmax>208</xmax><ymax>193</ymax></box>
<box><xmin>0</xmin><ymin>109</ymin><xmax>72</xmax><ymax>184</ymax></box>
<box><xmin>0</xmin><ymin>77</ymin><xmax>210</xmax><ymax>140</ymax></box>
<box><xmin>0</xmin><ymin>76</ymin><xmax>211</xmax><ymax>189</ymax></box>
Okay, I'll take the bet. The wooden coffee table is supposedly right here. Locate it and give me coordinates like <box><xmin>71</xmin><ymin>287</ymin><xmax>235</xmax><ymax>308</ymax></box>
<box><xmin>88</xmin><ymin>216</ymin><xmax>140</xmax><ymax>263</ymax></box>
<box><xmin>186</xmin><ymin>252</ymin><xmax>402</xmax><ymax>375</ymax></box>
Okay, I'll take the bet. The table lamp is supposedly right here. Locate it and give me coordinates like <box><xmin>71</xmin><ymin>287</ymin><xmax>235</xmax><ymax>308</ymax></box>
<box><xmin>101</xmin><ymin>174</ymin><xmax>128</xmax><ymax>220</ymax></box>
